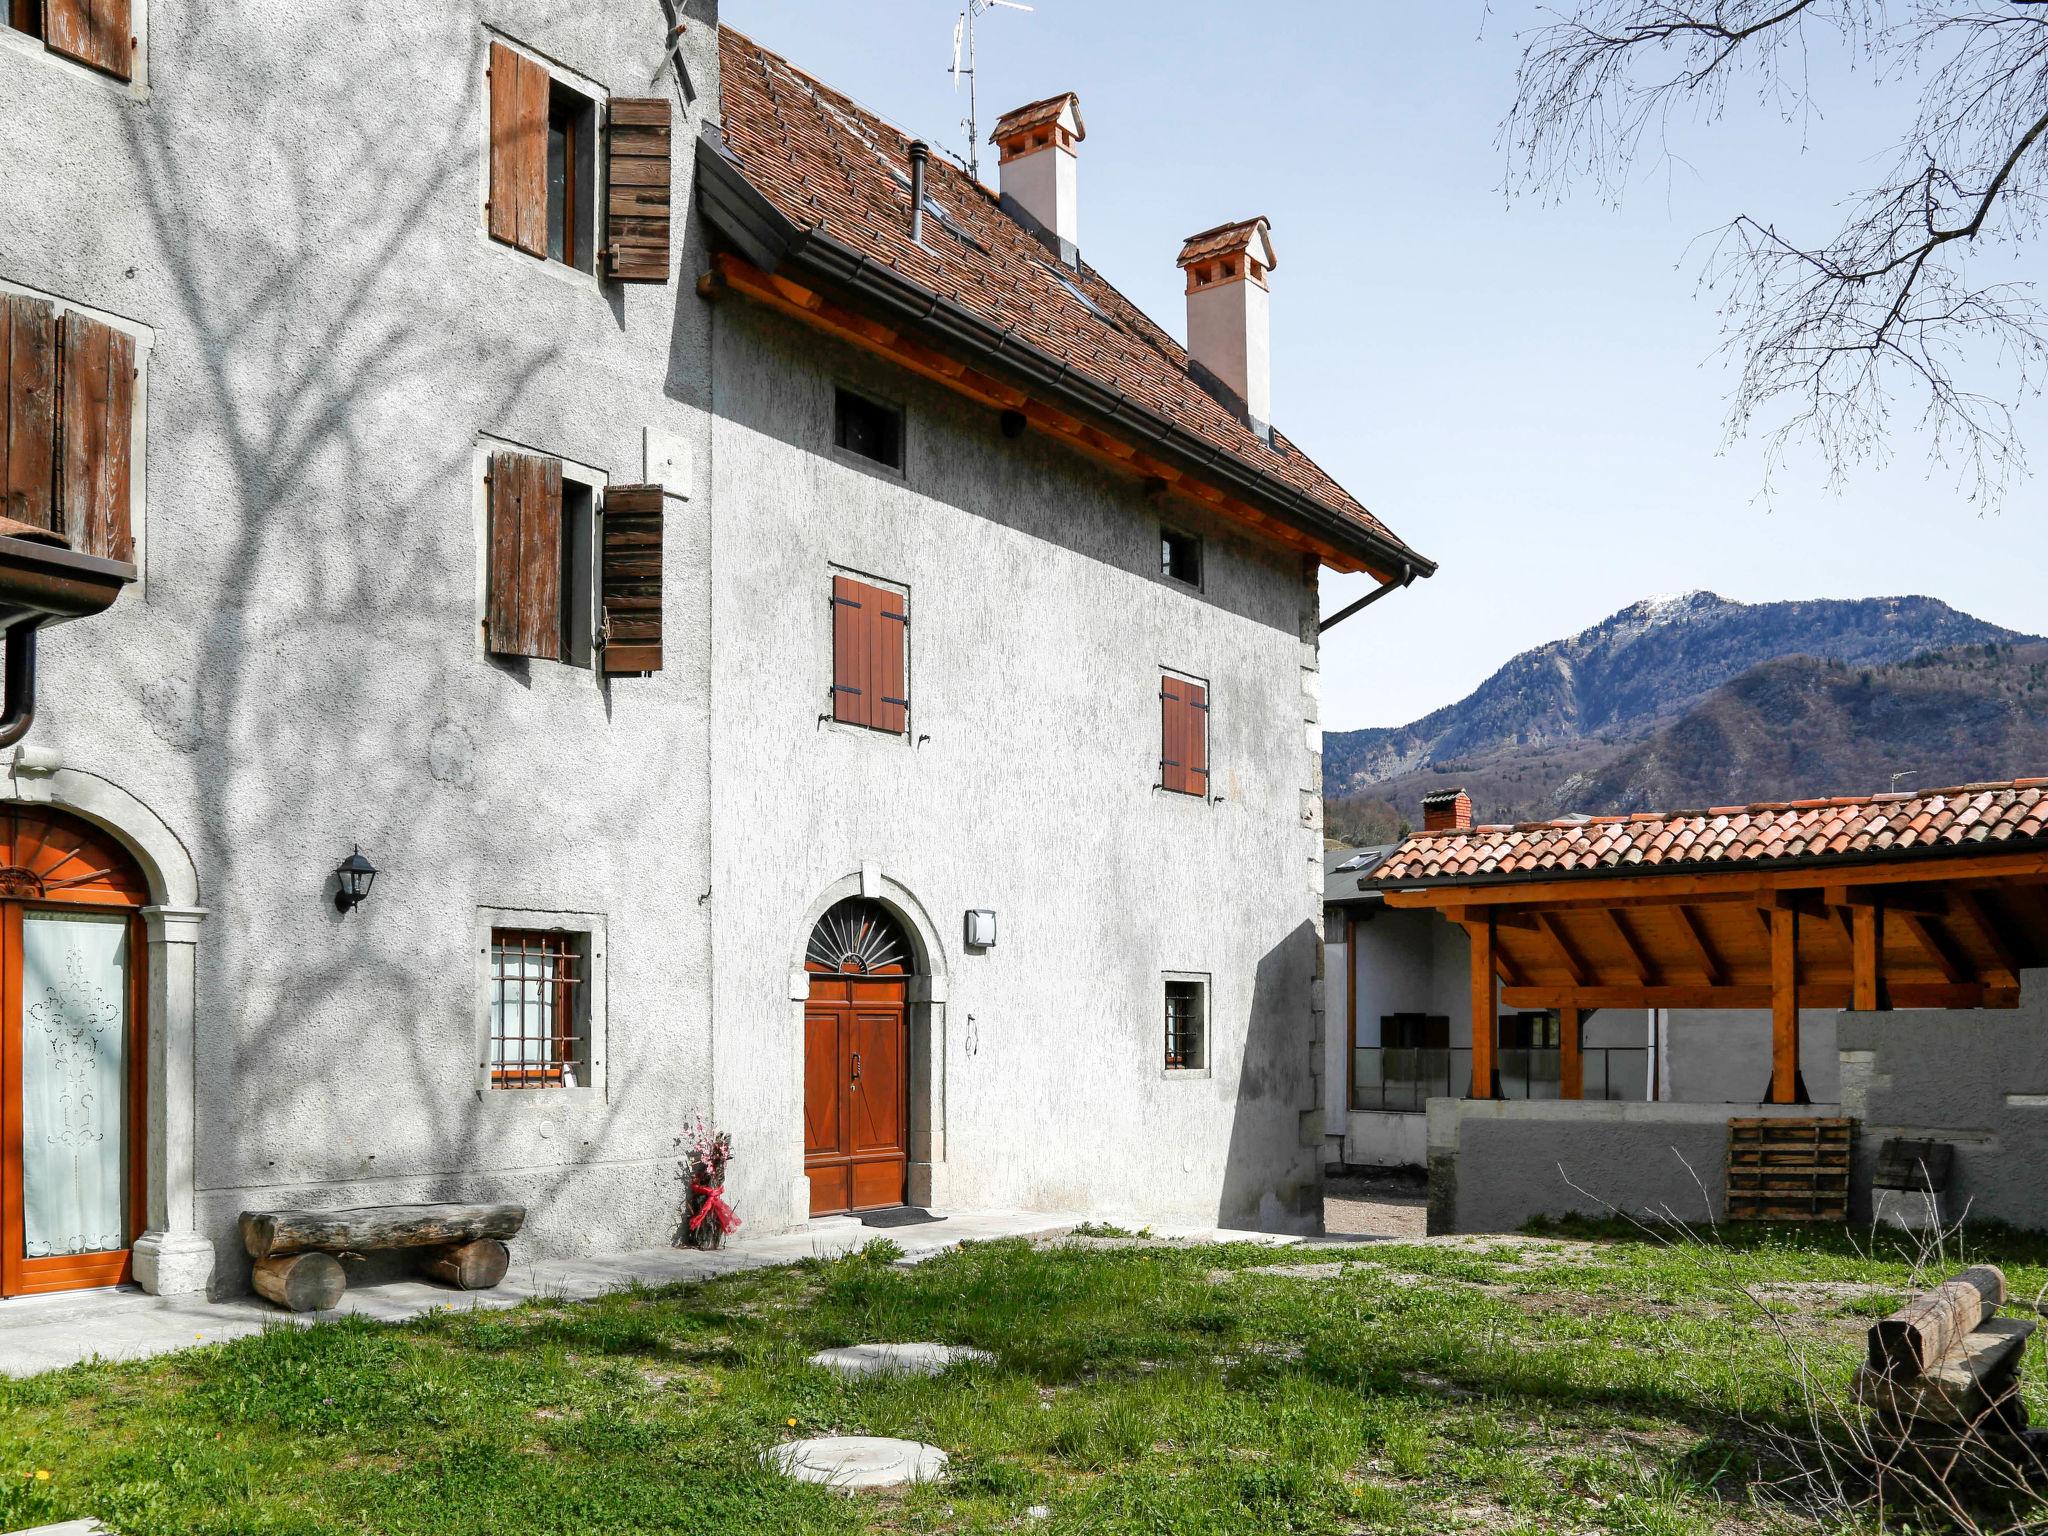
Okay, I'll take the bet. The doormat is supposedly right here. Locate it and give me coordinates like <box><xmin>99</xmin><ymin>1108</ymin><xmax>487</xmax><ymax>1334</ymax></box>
<box><xmin>859</xmin><ymin>1207</ymin><xmax>946</xmax><ymax>1230</ymax></box>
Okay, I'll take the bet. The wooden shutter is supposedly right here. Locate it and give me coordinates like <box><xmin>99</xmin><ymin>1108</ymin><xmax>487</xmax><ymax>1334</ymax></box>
<box><xmin>57</xmin><ymin>311</ymin><xmax>134</xmax><ymax>563</ymax></box>
<box><xmin>486</xmin><ymin>452</ymin><xmax>563</xmax><ymax>659</ymax></box>
<box><xmin>0</xmin><ymin>297</ymin><xmax>57</xmax><ymax>538</ymax></box>
<box><xmin>487</xmin><ymin>40</ymin><xmax>549</xmax><ymax>258</ymax></box>
<box><xmin>831</xmin><ymin>575</ymin><xmax>909</xmax><ymax>732</ymax></box>
<box><xmin>45</xmin><ymin>0</ymin><xmax>131</xmax><ymax>81</ymax></box>
<box><xmin>1160</xmin><ymin>674</ymin><xmax>1208</xmax><ymax>796</ymax></box>
<box><xmin>605</xmin><ymin>98</ymin><xmax>671</xmax><ymax>281</ymax></box>
<box><xmin>599</xmin><ymin>483</ymin><xmax>663</xmax><ymax>674</ymax></box>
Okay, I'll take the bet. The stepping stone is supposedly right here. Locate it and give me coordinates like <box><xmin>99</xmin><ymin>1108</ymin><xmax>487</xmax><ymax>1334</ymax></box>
<box><xmin>764</xmin><ymin>1434</ymin><xmax>948</xmax><ymax>1489</ymax></box>
<box><xmin>808</xmin><ymin>1342</ymin><xmax>994</xmax><ymax>1379</ymax></box>
<box><xmin>6</xmin><ymin>1523</ymin><xmax>109</xmax><ymax>1535</ymax></box>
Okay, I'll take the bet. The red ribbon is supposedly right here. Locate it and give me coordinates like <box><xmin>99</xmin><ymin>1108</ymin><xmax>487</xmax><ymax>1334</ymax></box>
<box><xmin>690</xmin><ymin>1183</ymin><xmax>741</xmax><ymax>1234</ymax></box>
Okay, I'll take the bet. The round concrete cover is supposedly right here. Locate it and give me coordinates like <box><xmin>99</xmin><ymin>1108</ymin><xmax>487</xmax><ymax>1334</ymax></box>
<box><xmin>765</xmin><ymin>1435</ymin><xmax>949</xmax><ymax>1489</ymax></box>
<box><xmin>808</xmin><ymin>1342</ymin><xmax>995</xmax><ymax>1379</ymax></box>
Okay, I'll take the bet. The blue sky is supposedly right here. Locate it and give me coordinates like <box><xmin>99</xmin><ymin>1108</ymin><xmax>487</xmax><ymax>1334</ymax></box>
<box><xmin>727</xmin><ymin>2</ymin><xmax>2048</xmax><ymax>730</ymax></box>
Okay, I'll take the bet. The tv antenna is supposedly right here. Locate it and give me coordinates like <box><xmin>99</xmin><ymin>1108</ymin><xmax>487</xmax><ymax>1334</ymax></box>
<box><xmin>1889</xmin><ymin>770</ymin><xmax>1919</xmax><ymax>794</ymax></box>
<box><xmin>951</xmin><ymin>0</ymin><xmax>1034</xmax><ymax>182</ymax></box>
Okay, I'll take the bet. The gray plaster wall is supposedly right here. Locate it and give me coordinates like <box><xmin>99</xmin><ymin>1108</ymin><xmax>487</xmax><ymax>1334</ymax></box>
<box><xmin>1839</xmin><ymin>970</ymin><xmax>2048</xmax><ymax>1232</ymax></box>
<box><xmin>0</xmin><ymin>3</ymin><xmax>724</xmax><ymax>1288</ymax></box>
<box><xmin>704</xmin><ymin>300</ymin><xmax>1327</xmax><ymax>1235</ymax></box>
<box><xmin>1664</xmin><ymin>1009</ymin><xmax>1839</xmax><ymax>1104</ymax></box>
<box><xmin>1426</xmin><ymin>1098</ymin><xmax>1844</xmax><ymax>1234</ymax></box>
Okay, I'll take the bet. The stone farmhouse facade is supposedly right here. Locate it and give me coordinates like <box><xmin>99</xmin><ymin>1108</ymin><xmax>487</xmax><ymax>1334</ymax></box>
<box><xmin>0</xmin><ymin>1</ymin><xmax>1429</xmax><ymax>1300</ymax></box>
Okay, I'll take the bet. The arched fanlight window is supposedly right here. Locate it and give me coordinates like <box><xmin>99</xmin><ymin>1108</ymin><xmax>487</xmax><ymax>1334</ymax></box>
<box><xmin>805</xmin><ymin>898</ymin><xmax>912</xmax><ymax>975</ymax></box>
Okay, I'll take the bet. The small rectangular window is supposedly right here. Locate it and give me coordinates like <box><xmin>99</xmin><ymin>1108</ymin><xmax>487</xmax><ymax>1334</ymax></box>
<box><xmin>835</xmin><ymin>389</ymin><xmax>903</xmax><ymax>470</ymax></box>
<box><xmin>1159</xmin><ymin>671</ymin><xmax>1209</xmax><ymax>797</ymax></box>
<box><xmin>488</xmin><ymin>929</ymin><xmax>590</xmax><ymax>1088</ymax></box>
<box><xmin>1501</xmin><ymin>1011</ymin><xmax>1561</xmax><ymax>1050</ymax></box>
<box><xmin>1161</xmin><ymin>527</ymin><xmax>1202</xmax><ymax>587</ymax></box>
<box><xmin>547</xmin><ymin>81</ymin><xmax>596</xmax><ymax>272</ymax></box>
<box><xmin>1381</xmin><ymin>1013</ymin><xmax>1450</xmax><ymax>1050</ymax></box>
<box><xmin>1164</xmin><ymin>978</ymin><xmax>1207</xmax><ymax>1071</ymax></box>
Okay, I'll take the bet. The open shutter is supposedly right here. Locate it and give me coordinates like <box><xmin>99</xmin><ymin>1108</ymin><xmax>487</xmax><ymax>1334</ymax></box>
<box><xmin>599</xmin><ymin>483</ymin><xmax>663</xmax><ymax>673</ymax></box>
<box><xmin>487</xmin><ymin>40</ymin><xmax>549</xmax><ymax>258</ymax></box>
<box><xmin>0</xmin><ymin>297</ymin><xmax>58</xmax><ymax>538</ymax></box>
<box><xmin>1160</xmin><ymin>675</ymin><xmax>1185</xmax><ymax>794</ymax></box>
<box><xmin>832</xmin><ymin>575</ymin><xmax>868</xmax><ymax>726</ymax></box>
<box><xmin>57</xmin><ymin>311</ymin><xmax>134</xmax><ymax>563</ymax></box>
<box><xmin>1184</xmin><ymin>680</ymin><xmax>1209</xmax><ymax>795</ymax></box>
<box><xmin>486</xmin><ymin>452</ymin><xmax>563</xmax><ymax>659</ymax></box>
<box><xmin>605</xmin><ymin>98</ymin><xmax>672</xmax><ymax>281</ymax></box>
<box><xmin>45</xmin><ymin>0</ymin><xmax>132</xmax><ymax>81</ymax></box>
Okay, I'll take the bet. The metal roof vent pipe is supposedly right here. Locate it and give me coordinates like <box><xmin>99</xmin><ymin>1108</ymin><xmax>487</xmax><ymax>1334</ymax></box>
<box><xmin>908</xmin><ymin>139</ymin><xmax>930</xmax><ymax>245</ymax></box>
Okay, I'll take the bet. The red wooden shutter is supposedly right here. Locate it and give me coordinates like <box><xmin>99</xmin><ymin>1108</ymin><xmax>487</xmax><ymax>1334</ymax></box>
<box><xmin>832</xmin><ymin>576</ymin><xmax>908</xmax><ymax>732</ymax></box>
<box><xmin>605</xmin><ymin>99</ymin><xmax>672</xmax><ymax>281</ymax></box>
<box><xmin>45</xmin><ymin>0</ymin><xmax>131</xmax><ymax>81</ymax></box>
<box><xmin>486</xmin><ymin>452</ymin><xmax>563</xmax><ymax>659</ymax></box>
<box><xmin>0</xmin><ymin>297</ymin><xmax>57</xmax><ymax>537</ymax></box>
<box><xmin>599</xmin><ymin>483</ymin><xmax>663</xmax><ymax>673</ymax></box>
<box><xmin>1160</xmin><ymin>674</ymin><xmax>1208</xmax><ymax>796</ymax></box>
<box><xmin>487</xmin><ymin>41</ymin><xmax>549</xmax><ymax>258</ymax></box>
<box><xmin>57</xmin><ymin>311</ymin><xmax>134</xmax><ymax>563</ymax></box>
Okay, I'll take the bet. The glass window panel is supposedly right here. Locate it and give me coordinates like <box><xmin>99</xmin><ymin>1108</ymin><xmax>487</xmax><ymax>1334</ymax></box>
<box><xmin>21</xmin><ymin>912</ymin><xmax>129</xmax><ymax>1258</ymax></box>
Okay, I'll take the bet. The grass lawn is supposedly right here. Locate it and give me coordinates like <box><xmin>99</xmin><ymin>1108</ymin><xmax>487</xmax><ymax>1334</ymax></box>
<box><xmin>2</xmin><ymin>1223</ymin><xmax>2046</xmax><ymax>1534</ymax></box>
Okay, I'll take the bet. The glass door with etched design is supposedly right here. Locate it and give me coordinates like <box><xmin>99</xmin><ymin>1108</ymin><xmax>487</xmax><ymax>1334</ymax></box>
<box><xmin>0</xmin><ymin>809</ymin><xmax>150</xmax><ymax>1296</ymax></box>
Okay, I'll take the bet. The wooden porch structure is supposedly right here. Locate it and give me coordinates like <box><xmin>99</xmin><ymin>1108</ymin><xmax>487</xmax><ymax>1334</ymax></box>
<box><xmin>1374</xmin><ymin>830</ymin><xmax>2048</xmax><ymax>1106</ymax></box>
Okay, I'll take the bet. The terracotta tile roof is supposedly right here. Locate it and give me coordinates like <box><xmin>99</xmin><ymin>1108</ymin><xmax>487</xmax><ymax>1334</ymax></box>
<box><xmin>1178</xmin><ymin>217</ymin><xmax>1275</xmax><ymax>269</ymax></box>
<box><xmin>714</xmin><ymin>27</ymin><xmax>1422</xmax><ymax>568</ymax></box>
<box><xmin>1363</xmin><ymin>778</ymin><xmax>2048</xmax><ymax>887</ymax></box>
<box><xmin>992</xmin><ymin>92</ymin><xmax>1084</xmax><ymax>142</ymax></box>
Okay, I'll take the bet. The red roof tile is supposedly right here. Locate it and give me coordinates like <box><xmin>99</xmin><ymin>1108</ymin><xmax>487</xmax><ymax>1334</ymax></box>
<box><xmin>1363</xmin><ymin>779</ymin><xmax>2048</xmax><ymax>887</ymax></box>
<box><xmin>714</xmin><ymin>27</ymin><xmax>1423</xmax><ymax>570</ymax></box>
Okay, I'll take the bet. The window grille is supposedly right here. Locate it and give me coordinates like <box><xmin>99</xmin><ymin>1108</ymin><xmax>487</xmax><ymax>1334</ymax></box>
<box><xmin>489</xmin><ymin>929</ymin><xmax>588</xmax><ymax>1088</ymax></box>
<box><xmin>1164</xmin><ymin>979</ymin><xmax>1206</xmax><ymax>1070</ymax></box>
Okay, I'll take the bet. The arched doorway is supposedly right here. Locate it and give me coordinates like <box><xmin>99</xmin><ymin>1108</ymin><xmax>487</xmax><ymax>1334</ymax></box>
<box><xmin>803</xmin><ymin>898</ymin><xmax>912</xmax><ymax>1216</ymax></box>
<box><xmin>0</xmin><ymin>806</ymin><xmax>149</xmax><ymax>1295</ymax></box>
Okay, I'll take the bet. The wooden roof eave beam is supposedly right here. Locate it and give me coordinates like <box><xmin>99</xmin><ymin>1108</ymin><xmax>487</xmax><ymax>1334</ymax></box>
<box><xmin>1502</xmin><ymin>982</ymin><xmax>2022</xmax><ymax>1012</ymax></box>
<box><xmin>1377</xmin><ymin>849</ymin><xmax>2048</xmax><ymax>911</ymax></box>
<box><xmin>702</xmin><ymin>252</ymin><xmax>1378</xmax><ymax>575</ymax></box>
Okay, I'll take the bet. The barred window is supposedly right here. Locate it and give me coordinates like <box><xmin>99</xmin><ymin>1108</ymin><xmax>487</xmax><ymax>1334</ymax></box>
<box><xmin>1164</xmin><ymin>977</ymin><xmax>1207</xmax><ymax>1072</ymax></box>
<box><xmin>488</xmin><ymin>928</ymin><xmax>589</xmax><ymax>1088</ymax></box>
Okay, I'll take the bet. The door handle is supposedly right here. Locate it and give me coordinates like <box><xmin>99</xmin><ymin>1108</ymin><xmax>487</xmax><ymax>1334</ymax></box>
<box><xmin>850</xmin><ymin>1051</ymin><xmax>862</xmax><ymax>1085</ymax></box>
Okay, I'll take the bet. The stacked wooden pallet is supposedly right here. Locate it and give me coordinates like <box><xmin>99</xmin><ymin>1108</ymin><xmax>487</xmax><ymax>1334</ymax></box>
<box><xmin>1725</xmin><ymin>1117</ymin><xmax>1852</xmax><ymax>1222</ymax></box>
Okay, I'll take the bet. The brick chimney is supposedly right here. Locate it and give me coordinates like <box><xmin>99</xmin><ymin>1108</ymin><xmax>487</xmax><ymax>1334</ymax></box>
<box><xmin>993</xmin><ymin>92</ymin><xmax>1084</xmax><ymax>266</ymax></box>
<box><xmin>1421</xmin><ymin>788</ymin><xmax>1473</xmax><ymax>833</ymax></box>
<box><xmin>1176</xmin><ymin>217</ymin><xmax>1276</xmax><ymax>442</ymax></box>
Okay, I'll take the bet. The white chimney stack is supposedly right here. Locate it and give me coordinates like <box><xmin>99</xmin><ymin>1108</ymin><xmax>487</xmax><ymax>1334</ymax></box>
<box><xmin>1177</xmin><ymin>218</ymin><xmax>1277</xmax><ymax>441</ymax></box>
<box><xmin>993</xmin><ymin>92</ymin><xmax>1084</xmax><ymax>265</ymax></box>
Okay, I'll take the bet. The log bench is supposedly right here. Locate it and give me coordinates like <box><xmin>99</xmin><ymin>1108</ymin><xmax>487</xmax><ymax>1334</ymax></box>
<box><xmin>239</xmin><ymin>1202</ymin><xmax>526</xmax><ymax>1312</ymax></box>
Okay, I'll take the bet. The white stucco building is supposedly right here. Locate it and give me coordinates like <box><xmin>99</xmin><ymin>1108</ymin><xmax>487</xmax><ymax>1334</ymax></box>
<box><xmin>0</xmin><ymin>3</ymin><xmax>1431</xmax><ymax>1300</ymax></box>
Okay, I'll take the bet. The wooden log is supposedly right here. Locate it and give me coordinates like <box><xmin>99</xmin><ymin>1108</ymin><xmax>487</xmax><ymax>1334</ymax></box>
<box><xmin>1855</xmin><ymin>1317</ymin><xmax>2035</xmax><ymax>1430</ymax></box>
<box><xmin>1870</xmin><ymin>1265</ymin><xmax>2008</xmax><ymax>1374</ymax></box>
<box><xmin>240</xmin><ymin>1202</ymin><xmax>526</xmax><ymax>1261</ymax></box>
<box><xmin>419</xmin><ymin>1238</ymin><xmax>511</xmax><ymax>1291</ymax></box>
<box><xmin>251</xmin><ymin>1251</ymin><xmax>346</xmax><ymax>1313</ymax></box>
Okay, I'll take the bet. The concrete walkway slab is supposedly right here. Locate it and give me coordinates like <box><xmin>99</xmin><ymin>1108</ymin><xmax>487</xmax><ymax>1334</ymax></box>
<box><xmin>0</xmin><ymin>1206</ymin><xmax>1093</xmax><ymax>1378</ymax></box>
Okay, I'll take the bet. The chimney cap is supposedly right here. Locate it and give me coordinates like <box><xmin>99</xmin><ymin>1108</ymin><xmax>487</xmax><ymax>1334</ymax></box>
<box><xmin>992</xmin><ymin>91</ymin><xmax>1085</xmax><ymax>146</ymax></box>
<box><xmin>1177</xmin><ymin>216</ymin><xmax>1276</xmax><ymax>274</ymax></box>
<box><xmin>1420</xmin><ymin>787</ymin><xmax>1475</xmax><ymax>833</ymax></box>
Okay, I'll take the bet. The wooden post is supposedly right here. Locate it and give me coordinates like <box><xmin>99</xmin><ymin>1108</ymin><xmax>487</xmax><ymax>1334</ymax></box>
<box><xmin>1851</xmin><ymin>903</ymin><xmax>1884</xmax><ymax>1012</ymax></box>
<box><xmin>1559</xmin><ymin>1004</ymin><xmax>1583</xmax><ymax>1100</ymax></box>
<box><xmin>1469</xmin><ymin>913</ymin><xmax>1498</xmax><ymax>1099</ymax></box>
<box><xmin>1769</xmin><ymin>905</ymin><xmax>1808</xmax><ymax>1104</ymax></box>
<box><xmin>252</xmin><ymin>1252</ymin><xmax>346</xmax><ymax>1313</ymax></box>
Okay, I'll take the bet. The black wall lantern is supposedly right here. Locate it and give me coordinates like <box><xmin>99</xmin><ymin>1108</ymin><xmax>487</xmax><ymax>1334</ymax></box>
<box><xmin>333</xmin><ymin>846</ymin><xmax>378</xmax><ymax>913</ymax></box>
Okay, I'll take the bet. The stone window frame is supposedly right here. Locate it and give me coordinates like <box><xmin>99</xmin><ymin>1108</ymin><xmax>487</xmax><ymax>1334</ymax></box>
<box><xmin>0</xmin><ymin>0</ymin><xmax>152</xmax><ymax>99</ymax></box>
<box><xmin>470</xmin><ymin>433</ymin><xmax>609</xmax><ymax>673</ymax></box>
<box><xmin>472</xmin><ymin>905</ymin><xmax>608</xmax><ymax>1099</ymax></box>
<box><xmin>1162</xmin><ymin>971</ymin><xmax>1212</xmax><ymax>1079</ymax></box>
<box><xmin>476</xmin><ymin>29</ymin><xmax>610</xmax><ymax>296</ymax></box>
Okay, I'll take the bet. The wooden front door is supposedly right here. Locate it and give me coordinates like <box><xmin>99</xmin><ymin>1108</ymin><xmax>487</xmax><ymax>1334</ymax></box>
<box><xmin>0</xmin><ymin>810</ymin><xmax>149</xmax><ymax>1296</ymax></box>
<box><xmin>803</xmin><ymin>897</ymin><xmax>913</xmax><ymax>1217</ymax></box>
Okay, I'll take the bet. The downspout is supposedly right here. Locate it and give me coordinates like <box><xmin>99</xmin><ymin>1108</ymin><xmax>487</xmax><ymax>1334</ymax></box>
<box><xmin>0</xmin><ymin>619</ymin><xmax>43</xmax><ymax>750</ymax></box>
<box><xmin>907</xmin><ymin>140</ymin><xmax>929</xmax><ymax>245</ymax></box>
<box><xmin>1318</xmin><ymin>560</ymin><xmax>1416</xmax><ymax>633</ymax></box>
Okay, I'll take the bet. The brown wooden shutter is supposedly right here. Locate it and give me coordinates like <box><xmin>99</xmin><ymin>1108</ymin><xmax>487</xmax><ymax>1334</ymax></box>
<box><xmin>486</xmin><ymin>452</ymin><xmax>563</xmax><ymax>659</ymax></box>
<box><xmin>599</xmin><ymin>483</ymin><xmax>663</xmax><ymax>674</ymax></box>
<box><xmin>831</xmin><ymin>575</ymin><xmax>909</xmax><ymax>731</ymax></box>
<box><xmin>832</xmin><ymin>575</ymin><xmax>868</xmax><ymax>727</ymax></box>
<box><xmin>872</xmin><ymin>584</ymin><xmax>909</xmax><ymax>734</ymax></box>
<box><xmin>487</xmin><ymin>40</ymin><xmax>549</xmax><ymax>258</ymax></box>
<box><xmin>45</xmin><ymin>0</ymin><xmax>131</xmax><ymax>81</ymax></box>
<box><xmin>0</xmin><ymin>297</ymin><xmax>58</xmax><ymax>538</ymax></box>
<box><xmin>57</xmin><ymin>310</ymin><xmax>134</xmax><ymax>563</ymax></box>
<box><xmin>1160</xmin><ymin>674</ymin><xmax>1207</xmax><ymax>795</ymax></box>
<box><xmin>605</xmin><ymin>98</ymin><xmax>672</xmax><ymax>282</ymax></box>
